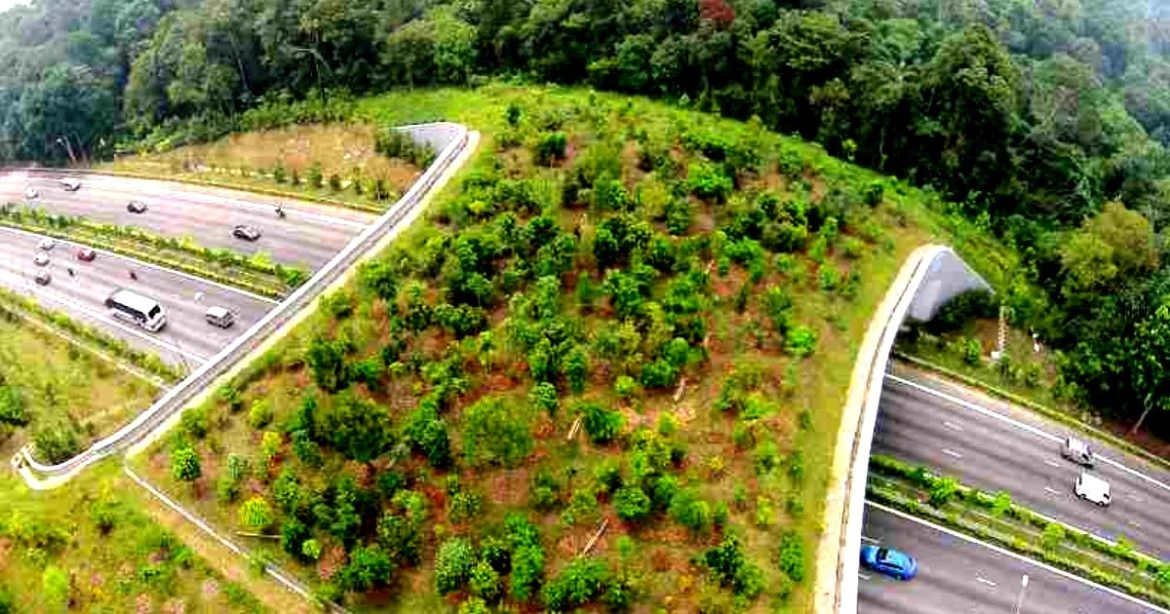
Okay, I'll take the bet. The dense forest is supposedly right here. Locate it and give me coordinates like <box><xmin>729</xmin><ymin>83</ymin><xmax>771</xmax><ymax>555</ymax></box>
<box><xmin>4</xmin><ymin>0</ymin><xmax>1170</xmax><ymax>431</ymax></box>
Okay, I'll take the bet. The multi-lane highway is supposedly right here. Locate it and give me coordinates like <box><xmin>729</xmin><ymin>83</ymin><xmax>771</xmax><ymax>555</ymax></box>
<box><xmin>859</xmin><ymin>504</ymin><xmax>1162</xmax><ymax>614</ymax></box>
<box><xmin>0</xmin><ymin>171</ymin><xmax>374</xmax><ymax>269</ymax></box>
<box><xmin>0</xmin><ymin>226</ymin><xmax>275</xmax><ymax>367</ymax></box>
<box><xmin>874</xmin><ymin>367</ymin><xmax>1170</xmax><ymax>560</ymax></box>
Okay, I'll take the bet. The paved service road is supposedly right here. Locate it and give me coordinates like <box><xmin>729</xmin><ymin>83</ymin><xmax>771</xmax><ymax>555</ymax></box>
<box><xmin>0</xmin><ymin>226</ymin><xmax>276</xmax><ymax>367</ymax></box>
<box><xmin>859</xmin><ymin>503</ymin><xmax>1161</xmax><ymax>614</ymax></box>
<box><xmin>0</xmin><ymin>171</ymin><xmax>375</xmax><ymax>270</ymax></box>
<box><xmin>874</xmin><ymin>366</ymin><xmax>1170</xmax><ymax>560</ymax></box>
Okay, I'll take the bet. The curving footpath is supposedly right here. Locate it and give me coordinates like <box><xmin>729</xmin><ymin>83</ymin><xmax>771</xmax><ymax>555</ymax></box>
<box><xmin>14</xmin><ymin>122</ymin><xmax>475</xmax><ymax>489</ymax></box>
<box><xmin>813</xmin><ymin>245</ymin><xmax>990</xmax><ymax>614</ymax></box>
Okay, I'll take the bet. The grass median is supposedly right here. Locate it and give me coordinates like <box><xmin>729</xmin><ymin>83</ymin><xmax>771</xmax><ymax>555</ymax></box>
<box><xmin>0</xmin><ymin>204</ymin><xmax>308</xmax><ymax>299</ymax></box>
<box><xmin>868</xmin><ymin>454</ymin><xmax>1170</xmax><ymax>607</ymax></box>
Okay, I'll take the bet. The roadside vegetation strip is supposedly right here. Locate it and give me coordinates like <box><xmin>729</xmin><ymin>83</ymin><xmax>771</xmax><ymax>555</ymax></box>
<box><xmin>867</xmin><ymin>455</ymin><xmax>1170</xmax><ymax>606</ymax></box>
<box><xmin>0</xmin><ymin>205</ymin><xmax>306</xmax><ymax>299</ymax></box>
<box><xmin>891</xmin><ymin>351</ymin><xmax>1170</xmax><ymax>475</ymax></box>
<box><xmin>0</xmin><ymin>284</ymin><xmax>183</xmax><ymax>383</ymax></box>
<box><xmin>83</xmin><ymin>167</ymin><xmax>388</xmax><ymax>214</ymax></box>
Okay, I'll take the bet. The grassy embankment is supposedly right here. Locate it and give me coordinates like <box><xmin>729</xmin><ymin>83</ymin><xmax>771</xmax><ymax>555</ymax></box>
<box><xmin>0</xmin><ymin>461</ymin><xmax>264</xmax><ymax>612</ymax></box>
<box><xmin>132</xmin><ymin>84</ymin><xmax>1009</xmax><ymax>613</ymax></box>
<box><xmin>103</xmin><ymin>124</ymin><xmax>423</xmax><ymax>213</ymax></box>
<box><xmin>0</xmin><ymin>304</ymin><xmax>161</xmax><ymax>461</ymax></box>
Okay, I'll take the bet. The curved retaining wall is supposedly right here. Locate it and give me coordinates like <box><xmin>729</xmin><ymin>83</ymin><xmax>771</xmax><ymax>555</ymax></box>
<box><xmin>16</xmin><ymin>122</ymin><xmax>470</xmax><ymax>486</ymax></box>
<box><xmin>814</xmin><ymin>245</ymin><xmax>989</xmax><ymax>613</ymax></box>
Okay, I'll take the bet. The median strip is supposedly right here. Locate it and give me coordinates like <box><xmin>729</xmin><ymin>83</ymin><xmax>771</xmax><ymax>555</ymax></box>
<box><xmin>0</xmin><ymin>204</ymin><xmax>307</xmax><ymax>299</ymax></box>
<box><xmin>868</xmin><ymin>454</ymin><xmax>1170</xmax><ymax>608</ymax></box>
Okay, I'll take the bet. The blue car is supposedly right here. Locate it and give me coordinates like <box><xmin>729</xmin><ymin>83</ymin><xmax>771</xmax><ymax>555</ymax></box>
<box><xmin>861</xmin><ymin>545</ymin><xmax>918</xmax><ymax>580</ymax></box>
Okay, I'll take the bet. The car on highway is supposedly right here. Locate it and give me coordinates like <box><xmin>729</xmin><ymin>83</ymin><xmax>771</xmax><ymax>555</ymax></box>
<box><xmin>1075</xmin><ymin>471</ymin><xmax>1112</xmax><ymax>507</ymax></box>
<box><xmin>33</xmin><ymin>253</ymin><xmax>49</xmax><ymax>267</ymax></box>
<box><xmin>126</xmin><ymin>200</ymin><xmax>148</xmax><ymax>214</ymax></box>
<box><xmin>23</xmin><ymin>187</ymin><xmax>38</xmax><ymax>200</ymax></box>
<box><xmin>1061</xmin><ymin>436</ymin><xmax>1094</xmax><ymax>467</ymax></box>
<box><xmin>34</xmin><ymin>270</ymin><xmax>50</xmax><ymax>286</ymax></box>
<box><xmin>204</xmin><ymin>306</ymin><xmax>235</xmax><ymax>328</ymax></box>
<box><xmin>59</xmin><ymin>178</ymin><xmax>81</xmax><ymax>191</ymax></box>
<box><xmin>38</xmin><ymin>238</ymin><xmax>56</xmax><ymax>251</ymax></box>
<box><xmin>861</xmin><ymin>545</ymin><xmax>918</xmax><ymax>580</ymax></box>
<box><xmin>76</xmin><ymin>248</ymin><xmax>96</xmax><ymax>262</ymax></box>
<box><xmin>232</xmin><ymin>224</ymin><xmax>262</xmax><ymax>241</ymax></box>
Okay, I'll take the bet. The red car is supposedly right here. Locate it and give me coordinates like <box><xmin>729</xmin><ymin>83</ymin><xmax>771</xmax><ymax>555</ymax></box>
<box><xmin>76</xmin><ymin>248</ymin><xmax>96</xmax><ymax>262</ymax></box>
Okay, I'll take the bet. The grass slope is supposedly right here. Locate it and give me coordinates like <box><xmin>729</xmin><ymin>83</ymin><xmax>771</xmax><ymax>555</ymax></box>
<box><xmin>0</xmin><ymin>309</ymin><xmax>159</xmax><ymax>460</ymax></box>
<box><xmin>0</xmin><ymin>462</ymin><xmax>263</xmax><ymax>612</ymax></box>
<box><xmin>135</xmin><ymin>84</ymin><xmax>1006</xmax><ymax>613</ymax></box>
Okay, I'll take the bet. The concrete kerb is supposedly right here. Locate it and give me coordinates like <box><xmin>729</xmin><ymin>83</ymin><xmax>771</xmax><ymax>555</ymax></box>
<box><xmin>126</xmin><ymin>130</ymin><xmax>481</xmax><ymax>458</ymax></box>
<box><xmin>813</xmin><ymin>244</ymin><xmax>947</xmax><ymax>614</ymax></box>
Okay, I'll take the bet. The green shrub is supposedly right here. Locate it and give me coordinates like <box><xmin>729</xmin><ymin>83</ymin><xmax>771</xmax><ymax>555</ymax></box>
<box><xmin>541</xmin><ymin>557</ymin><xmax>611</xmax><ymax>611</ymax></box>
<box><xmin>171</xmin><ymin>446</ymin><xmax>202</xmax><ymax>482</ymax></box>
<box><xmin>701</xmin><ymin>534</ymin><xmax>764</xmax><ymax>599</ymax></box>
<box><xmin>462</xmin><ymin>396</ymin><xmax>533</xmax><ymax>467</ymax></box>
<box><xmin>688</xmin><ymin>162</ymin><xmax>733</xmax><ymax>203</ymax></box>
<box><xmin>777</xmin><ymin>531</ymin><xmax>806</xmax><ymax>582</ymax></box>
<box><xmin>238</xmin><ymin>497</ymin><xmax>275</xmax><ymax>532</ymax></box>
<box><xmin>614</xmin><ymin>486</ymin><xmax>652</xmax><ymax>522</ymax></box>
<box><xmin>929</xmin><ymin>476</ymin><xmax>959</xmax><ymax>507</ymax></box>
<box><xmin>961</xmin><ymin>337</ymin><xmax>983</xmax><ymax>366</ymax></box>
<box><xmin>248</xmin><ymin>400</ymin><xmax>273</xmax><ymax>429</ymax></box>
<box><xmin>1041</xmin><ymin>522</ymin><xmax>1065</xmax><ymax>550</ymax></box>
<box><xmin>669</xmin><ymin>488</ymin><xmax>711</xmax><ymax>534</ymax></box>
<box><xmin>470</xmin><ymin>560</ymin><xmax>502</xmax><ymax>602</ymax></box>
<box><xmin>535</xmin><ymin>131</ymin><xmax>568</xmax><ymax>166</ymax></box>
<box><xmin>785</xmin><ymin>325</ymin><xmax>818</xmax><ymax>358</ymax></box>
<box><xmin>579</xmin><ymin>402</ymin><xmax>624</xmax><ymax>444</ymax></box>
<box><xmin>434</xmin><ymin>537</ymin><xmax>476</xmax><ymax>594</ymax></box>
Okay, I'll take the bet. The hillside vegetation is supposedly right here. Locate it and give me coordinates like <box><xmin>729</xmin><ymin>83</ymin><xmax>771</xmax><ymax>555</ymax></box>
<box><xmin>136</xmin><ymin>85</ymin><xmax>1001</xmax><ymax>612</ymax></box>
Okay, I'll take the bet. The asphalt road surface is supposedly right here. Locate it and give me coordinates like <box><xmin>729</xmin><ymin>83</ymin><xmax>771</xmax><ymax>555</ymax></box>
<box><xmin>0</xmin><ymin>171</ymin><xmax>375</xmax><ymax>270</ymax></box>
<box><xmin>859</xmin><ymin>503</ymin><xmax>1161</xmax><ymax>614</ymax></box>
<box><xmin>0</xmin><ymin>226</ymin><xmax>276</xmax><ymax>368</ymax></box>
<box><xmin>874</xmin><ymin>367</ymin><xmax>1170</xmax><ymax>560</ymax></box>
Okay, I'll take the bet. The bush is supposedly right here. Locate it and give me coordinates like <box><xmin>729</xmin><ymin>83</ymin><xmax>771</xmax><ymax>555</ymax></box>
<box><xmin>0</xmin><ymin>386</ymin><xmax>26</xmax><ymax>426</ymax></box>
<box><xmin>929</xmin><ymin>476</ymin><xmax>959</xmax><ymax>507</ymax></box>
<box><xmin>777</xmin><ymin>531</ymin><xmax>806</xmax><ymax>582</ymax></box>
<box><xmin>470</xmin><ymin>560</ymin><xmax>502</xmax><ymax>602</ymax></box>
<box><xmin>669</xmin><ymin>489</ymin><xmax>711</xmax><ymax>534</ymax></box>
<box><xmin>511</xmin><ymin>543</ymin><xmax>545</xmax><ymax>602</ymax></box>
<box><xmin>785</xmin><ymin>325</ymin><xmax>818</xmax><ymax>358</ymax></box>
<box><xmin>180</xmin><ymin>407</ymin><xmax>209</xmax><ymax>439</ymax></box>
<box><xmin>960</xmin><ymin>337</ymin><xmax>983</xmax><ymax>366</ymax></box>
<box><xmin>614</xmin><ymin>486</ymin><xmax>652</xmax><ymax>522</ymax></box>
<box><xmin>1042</xmin><ymin>522</ymin><xmax>1065</xmax><ymax>550</ymax></box>
<box><xmin>32</xmin><ymin>421</ymin><xmax>80</xmax><ymax>464</ymax></box>
<box><xmin>688</xmin><ymin>162</ymin><xmax>733</xmax><ymax>203</ymax></box>
<box><xmin>238</xmin><ymin>497</ymin><xmax>275</xmax><ymax>532</ymax></box>
<box><xmin>541</xmin><ymin>557</ymin><xmax>611</xmax><ymax>611</ymax></box>
<box><xmin>535</xmin><ymin>131</ymin><xmax>568</xmax><ymax>166</ymax></box>
<box><xmin>171</xmin><ymin>446</ymin><xmax>202</xmax><ymax>482</ymax></box>
<box><xmin>579</xmin><ymin>402</ymin><xmax>624</xmax><ymax>444</ymax></box>
<box><xmin>435</xmin><ymin>537</ymin><xmax>476</xmax><ymax>594</ymax></box>
<box><xmin>339</xmin><ymin>545</ymin><xmax>394</xmax><ymax>592</ymax></box>
<box><xmin>462</xmin><ymin>396</ymin><xmax>533</xmax><ymax>467</ymax></box>
<box><xmin>701</xmin><ymin>534</ymin><xmax>764</xmax><ymax>599</ymax></box>
<box><xmin>248</xmin><ymin>400</ymin><xmax>273</xmax><ymax>429</ymax></box>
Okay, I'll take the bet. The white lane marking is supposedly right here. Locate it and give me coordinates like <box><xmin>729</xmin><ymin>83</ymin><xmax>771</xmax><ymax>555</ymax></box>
<box><xmin>1045</xmin><ymin>460</ymin><xmax>1062</xmax><ymax>468</ymax></box>
<box><xmin>942</xmin><ymin>448</ymin><xmax>963</xmax><ymax>459</ymax></box>
<box><xmin>865</xmin><ymin>500</ymin><xmax>1170</xmax><ymax>614</ymax></box>
<box><xmin>0</xmin><ymin>226</ymin><xmax>280</xmax><ymax>305</ymax></box>
<box><xmin>1044</xmin><ymin>487</ymin><xmax>1062</xmax><ymax>496</ymax></box>
<box><xmin>861</xmin><ymin>535</ymin><xmax>880</xmax><ymax>544</ymax></box>
<box><xmin>858</xmin><ymin>573</ymin><xmax>872</xmax><ymax>581</ymax></box>
<box><xmin>1130</xmin><ymin>495</ymin><xmax>1143</xmax><ymax>503</ymax></box>
<box><xmin>943</xmin><ymin>420</ymin><xmax>964</xmax><ymax>431</ymax></box>
<box><xmin>0</xmin><ymin>268</ymin><xmax>208</xmax><ymax>363</ymax></box>
<box><xmin>975</xmin><ymin>576</ymin><xmax>997</xmax><ymax>587</ymax></box>
<box><xmin>1127</xmin><ymin>519</ymin><xmax>1142</xmax><ymax>529</ymax></box>
<box><xmin>888</xmin><ymin>375</ymin><xmax>1170</xmax><ymax>497</ymax></box>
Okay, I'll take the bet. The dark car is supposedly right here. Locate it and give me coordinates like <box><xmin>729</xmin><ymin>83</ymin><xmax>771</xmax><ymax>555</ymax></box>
<box><xmin>76</xmin><ymin>248</ymin><xmax>96</xmax><ymax>262</ymax></box>
<box><xmin>861</xmin><ymin>545</ymin><xmax>918</xmax><ymax>581</ymax></box>
<box><xmin>127</xmin><ymin>200</ymin><xmax>148</xmax><ymax>214</ymax></box>
<box><xmin>232</xmin><ymin>225</ymin><xmax>262</xmax><ymax>241</ymax></box>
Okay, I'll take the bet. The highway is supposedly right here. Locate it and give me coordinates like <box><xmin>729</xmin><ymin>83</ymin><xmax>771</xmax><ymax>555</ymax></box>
<box><xmin>859</xmin><ymin>503</ymin><xmax>1161</xmax><ymax>614</ymax></box>
<box><xmin>874</xmin><ymin>367</ymin><xmax>1170</xmax><ymax>560</ymax></box>
<box><xmin>0</xmin><ymin>226</ymin><xmax>276</xmax><ymax>368</ymax></box>
<box><xmin>0</xmin><ymin>171</ymin><xmax>375</xmax><ymax>269</ymax></box>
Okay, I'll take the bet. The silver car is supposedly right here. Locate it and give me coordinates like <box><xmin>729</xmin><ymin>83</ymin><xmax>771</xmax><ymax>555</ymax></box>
<box><xmin>1061</xmin><ymin>436</ymin><xmax>1094</xmax><ymax>467</ymax></box>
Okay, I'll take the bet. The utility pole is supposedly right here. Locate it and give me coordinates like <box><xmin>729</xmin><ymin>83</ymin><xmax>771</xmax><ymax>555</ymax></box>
<box><xmin>1012</xmin><ymin>574</ymin><xmax>1029</xmax><ymax>614</ymax></box>
<box><xmin>991</xmin><ymin>304</ymin><xmax>1008</xmax><ymax>362</ymax></box>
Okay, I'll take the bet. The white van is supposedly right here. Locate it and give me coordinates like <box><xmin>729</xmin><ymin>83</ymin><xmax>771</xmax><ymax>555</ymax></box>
<box><xmin>1074</xmin><ymin>472</ymin><xmax>1111</xmax><ymax>507</ymax></box>
<box><xmin>204</xmin><ymin>306</ymin><xmax>235</xmax><ymax>328</ymax></box>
